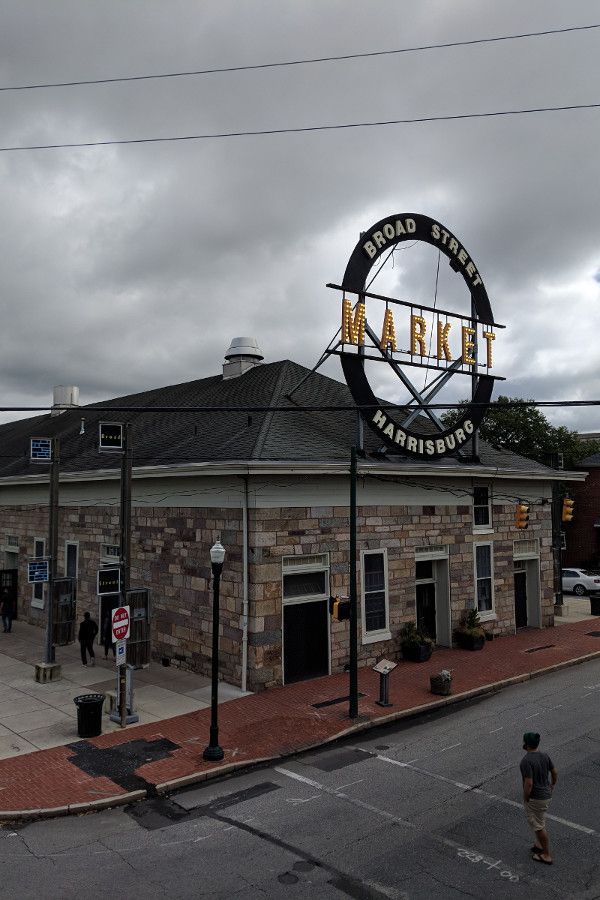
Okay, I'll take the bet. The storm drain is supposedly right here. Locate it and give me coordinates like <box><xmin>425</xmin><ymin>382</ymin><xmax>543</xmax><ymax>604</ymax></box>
<box><xmin>524</xmin><ymin>644</ymin><xmax>555</xmax><ymax>653</ymax></box>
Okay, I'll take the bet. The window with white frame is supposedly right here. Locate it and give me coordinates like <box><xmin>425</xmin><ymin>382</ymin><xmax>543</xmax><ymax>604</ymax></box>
<box><xmin>282</xmin><ymin>554</ymin><xmax>329</xmax><ymax>602</ymax></box>
<box><xmin>474</xmin><ymin>543</ymin><xmax>494</xmax><ymax>614</ymax></box>
<box><xmin>100</xmin><ymin>543</ymin><xmax>120</xmax><ymax>566</ymax></box>
<box><xmin>473</xmin><ymin>485</ymin><xmax>492</xmax><ymax>530</ymax></box>
<box><xmin>65</xmin><ymin>541</ymin><xmax>78</xmax><ymax>579</ymax></box>
<box><xmin>361</xmin><ymin>549</ymin><xmax>390</xmax><ymax>641</ymax></box>
<box><xmin>32</xmin><ymin>537</ymin><xmax>46</xmax><ymax>608</ymax></box>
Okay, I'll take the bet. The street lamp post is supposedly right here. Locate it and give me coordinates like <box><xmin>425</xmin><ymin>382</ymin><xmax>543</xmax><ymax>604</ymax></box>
<box><xmin>203</xmin><ymin>540</ymin><xmax>225</xmax><ymax>761</ymax></box>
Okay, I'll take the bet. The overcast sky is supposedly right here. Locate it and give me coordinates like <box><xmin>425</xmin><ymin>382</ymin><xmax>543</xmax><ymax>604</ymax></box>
<box><xmin>0</xmin><ymin>0</ymin><xmax>598</xmax><ymax>431</ymax></box>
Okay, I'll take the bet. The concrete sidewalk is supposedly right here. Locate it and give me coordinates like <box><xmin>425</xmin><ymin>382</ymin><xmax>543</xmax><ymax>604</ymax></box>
<box><xmin>0</xmin><ymin>620</ymin><xmax>249</xmax><ymax>759</ymax></box>
<box><xmin>0</xmin><ymin>613</ymin><xmax>599</xmax><ymax>821</ymax></box>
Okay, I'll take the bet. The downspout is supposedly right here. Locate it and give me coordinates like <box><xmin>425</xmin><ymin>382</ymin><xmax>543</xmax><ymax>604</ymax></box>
<box><xmin>241</xmin><ymin>474</ymin><xmax>249</xmax><ymax>692</ymax></box>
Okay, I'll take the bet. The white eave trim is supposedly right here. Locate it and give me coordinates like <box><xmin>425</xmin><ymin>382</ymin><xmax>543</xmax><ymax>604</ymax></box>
<box><xmin>0</xmin><ymin>458</ymin><xmax>585</xmax><ymax>486</ymax></box>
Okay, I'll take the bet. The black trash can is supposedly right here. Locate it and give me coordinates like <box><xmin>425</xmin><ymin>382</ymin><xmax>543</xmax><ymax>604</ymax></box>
<box><xmin>74</xmin><ymin>693</ymin><xmax>105</xmax><ymax>738</ymax></box>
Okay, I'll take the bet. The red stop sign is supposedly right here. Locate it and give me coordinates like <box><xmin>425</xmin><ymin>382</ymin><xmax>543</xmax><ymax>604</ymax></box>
<box><xmin>111</xmin><ymin>605</ymin><xmax>130</xmax><ymax>642</ymax></box>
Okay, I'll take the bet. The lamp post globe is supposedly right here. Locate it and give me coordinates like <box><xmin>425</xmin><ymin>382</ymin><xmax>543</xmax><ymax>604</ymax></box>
<box><xmin>203</xmin><ymin>540</ymin><xmax>226</xmax><ymax>762</ymax></box>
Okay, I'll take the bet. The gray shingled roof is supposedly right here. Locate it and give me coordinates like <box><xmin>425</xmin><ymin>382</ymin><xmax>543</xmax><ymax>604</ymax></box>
<box><xmin>0</xmin><ymin>360</ymin><xmax>556</xmax><ymax>477</ymax></box>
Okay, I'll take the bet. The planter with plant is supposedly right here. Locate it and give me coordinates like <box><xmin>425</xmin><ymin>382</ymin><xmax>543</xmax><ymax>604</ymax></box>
<box><xmin>400</xmin><ymin>621</ymin><xmax>434</xmax><ymax>662</ymax></box>
<box><xmin>454</xmin><ymin>608</ymin><xmax>486</xmax><ymax>651</ymax></box>
<box><xmin>430</xmin><ymin>668</ymin><xmax>453</xmax><ymax>696</ymax></box>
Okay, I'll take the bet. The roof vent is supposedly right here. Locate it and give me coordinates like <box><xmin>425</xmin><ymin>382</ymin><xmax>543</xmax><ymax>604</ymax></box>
<box><xmin>223</xmin><ymin>337</ymin><xmax>264</xmax><ymax>380</ymax></box>
<box><xmin>51</xmin><ymin>385</ymin><xmax>80</xmax><ymax>416</ymax></box>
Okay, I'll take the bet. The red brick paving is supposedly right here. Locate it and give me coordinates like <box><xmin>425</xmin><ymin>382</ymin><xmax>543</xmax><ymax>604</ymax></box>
<box><xmin>1</xmin><ymin>619</ymin><xmax>599</xmax><ymax>816</ymax></box>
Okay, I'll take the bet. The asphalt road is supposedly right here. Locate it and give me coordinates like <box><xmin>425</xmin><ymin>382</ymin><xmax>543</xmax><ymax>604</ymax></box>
<box><xmin>2</xmin><ymin>658</ymin><xmax>600</xmax><ymax>899</ymax></box>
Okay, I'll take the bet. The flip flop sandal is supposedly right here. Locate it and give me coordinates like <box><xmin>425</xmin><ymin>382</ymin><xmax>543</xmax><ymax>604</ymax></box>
<box><xmin>532</xmin><ymin>852</ymin><xmax>552</xmax><ymax>865</ymax></box>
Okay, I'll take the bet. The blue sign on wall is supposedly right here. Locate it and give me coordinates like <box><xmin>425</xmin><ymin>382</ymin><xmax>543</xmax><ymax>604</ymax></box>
<box><xmin>30</xmin><ymin>438</ymin><xmax>52</xmax><ymax>462</ymax></box>
<box><xmin>28</xmin><ymin>559</ymin><xmax>49</xmax><ymax>583</ymax></box>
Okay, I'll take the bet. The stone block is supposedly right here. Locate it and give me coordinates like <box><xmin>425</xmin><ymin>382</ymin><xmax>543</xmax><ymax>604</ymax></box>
<box><xmin>34</xmin><ymin>662</ymin><xmax>62</xmax><ymax>683</ymax></box>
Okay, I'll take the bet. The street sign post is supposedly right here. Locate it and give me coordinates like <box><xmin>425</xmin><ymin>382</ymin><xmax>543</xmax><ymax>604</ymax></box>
<box><xmin>111</xmin><ymin>605</ymin><xmax>131</xmax><ymax>727</ymax></box>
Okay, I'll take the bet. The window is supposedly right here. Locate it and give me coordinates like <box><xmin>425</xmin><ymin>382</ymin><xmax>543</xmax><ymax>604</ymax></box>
<box><xmin>100</xmin><ymin>543</ymin><xmax>120</xmax><ymax>566</ymax></box>
<box><xmin>65</xmin><ymin>541</ymin><xmax>78</xmax><ymax>579</ymax></box>
<box><xmin>473</xmin><ymin>485</ymin><xmax>492</xmax><ymax>529</ymax></box>
<box><xmin>474</xmin><ymin>543</ymin><xmax>494</xmax><ymax>614</ymax></box>
<box><xmin>3</xmin><ymin>535</ymin><xmax>18</xmax><ymax>570</ymax></box>
<box><xmin>32</xmin><ymin>537</ymin><xmax>46</xmax><ymax>609</ymax></box>
<box><xmin>361</xmin><ymin>549</ymin><xmax>390</xmax><ymax>642</ymax></box>
<box><xmin>282</xmin><ymin>554</ymin><xmax>329</xmax><ymax>603</ymax></box>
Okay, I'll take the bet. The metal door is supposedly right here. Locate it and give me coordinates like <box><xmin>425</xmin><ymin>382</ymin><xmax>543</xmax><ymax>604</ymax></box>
<box><xmin>0</xmin><ymin>569</ymin><xmax>18</xmax><ymax>620</ymax></box>
<box><xmin>283</xmin><ymin>600</ymin><xmax>329</xmax><ymax>684</ymax></box>
<box><xmin>514</xmin><ymin>569</ymin><xmax>528</xmax><ymax>628</ymax></box>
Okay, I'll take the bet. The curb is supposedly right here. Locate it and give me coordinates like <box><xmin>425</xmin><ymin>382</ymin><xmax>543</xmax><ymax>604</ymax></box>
<box><xmin>0</xmin><ymin>790</ymin><xmax>146</xmax><ymax>824</ymax></box>
<box><xmin>2</xmin><ymin>648</ymin><xmax>599</xmax><ymax>822</ymax></box>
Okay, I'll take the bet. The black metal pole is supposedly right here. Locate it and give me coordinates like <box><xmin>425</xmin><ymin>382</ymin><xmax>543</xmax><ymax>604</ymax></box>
<box><xmin>349</xmin><ymin>445</ymin><xmax>358</xmax><ymax>718</ymax></box>
<box><xmin>119</xmin><ymin>424</ymin><xmax>132</xmax><ymax>728</ymax></box>
<box><xmin>204</xmin><ymin>559</ymin><xmax>224</xmax><ymax>761</ymax></box>
<box><xmin>45</xmin><ymin>437</ymin><xmax>60</xmax><ymax>665</ymax></box>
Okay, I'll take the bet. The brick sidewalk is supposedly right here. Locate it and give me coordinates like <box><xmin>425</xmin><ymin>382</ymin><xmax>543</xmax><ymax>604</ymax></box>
<box><xmin>1</xmin><ymin>618</ymin><xmax>599</xmax><ymax>819</ymax></box>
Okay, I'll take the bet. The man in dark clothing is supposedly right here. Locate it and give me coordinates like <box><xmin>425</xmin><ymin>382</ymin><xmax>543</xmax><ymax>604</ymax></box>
<box><xmin>520</xmin><ymin>731</ymin><xmax>558</xmax><ymax>865</ymax></box>
<box><xmin>0</xmin><ymin>590</ymin><xmax>13</xmax><ymax>633</ymax></box>
<box><xmin>78</xmin><ymin>611</ymin><xmax>98</xmax><ymax>666</ymax></box>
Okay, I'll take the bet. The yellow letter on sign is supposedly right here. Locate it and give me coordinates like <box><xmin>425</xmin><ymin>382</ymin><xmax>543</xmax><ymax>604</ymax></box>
<box><xmin>342</xmin><ymin>299</ymin><xmax>366</xmax><ymax>346</ymax></box>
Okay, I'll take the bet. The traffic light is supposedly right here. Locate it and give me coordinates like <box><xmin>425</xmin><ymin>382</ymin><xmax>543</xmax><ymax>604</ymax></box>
<box><xmin>562</xmin><ymin>497</ymin><xmax>575</xmax><ymax>523</ymax></box>
<box><xmin>328</xmin><ymin>595</ymin><xmax>350</xmax><ymax>621</ymax></box>
<box><xmin>515</xmin><ymin>501</ymin><xmax>530</xmax><ymax>529</ymax></box>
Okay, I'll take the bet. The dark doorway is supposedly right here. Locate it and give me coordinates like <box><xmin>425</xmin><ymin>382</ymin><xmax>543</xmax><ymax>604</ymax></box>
<box><xmin>0</xmin><ymin>569</ymin><xmax>18</xmax><ymax>620</ymax></box>
<box><xmin>514</xmin><ymin>570</ymin><xmax>528</xmax><ymax>628</ymax></box>
<box><xmin>284</xmin><ymin>600</ymin><xmax>329</xmax><ymax>684</ymax></box>
<box><xmin>416</xmin><ymin>582</ymin><xmax>436</xmax><ymax>641</ymax></box>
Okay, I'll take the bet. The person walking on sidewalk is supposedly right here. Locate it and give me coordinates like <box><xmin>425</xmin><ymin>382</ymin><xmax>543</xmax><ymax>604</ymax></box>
<box><xmin>0</xmin><ymin>589</ymin><xmax>13</xmax><ymax>633</ymax></box>
<box><xmin>520</xmin><ymin>731</ymin><xmax>558</xmax><ymax>865</ymax></box>
<box><xmin>78</xmin><ymin>611</ymin><xmax>98</xmax><ymax>666</ymax></box>
<box><xmin>101</xmin><ymin>614</ymin><xmax>115</xmax><ymax>659</ymax></box>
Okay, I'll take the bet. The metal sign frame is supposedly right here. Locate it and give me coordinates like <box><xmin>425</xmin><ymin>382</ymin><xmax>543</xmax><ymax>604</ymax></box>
<box><xmin>30</xmin><ymin>437</ymin><xmax>53</xmax><ymax>463</ymax></box>
<box><xmin>98</xmin><ymin>422</ymin><xmax>124</xmax><ymax>452</ymax></box>
<box><xmin>97</xmin><ymin>566</ymin><xmax>121</xmax><ymax>596</ymax></box>
<box><xmin>335</xmin><ymin>212</ymin><xmax>504</xmax><ymax>460</ymax></box>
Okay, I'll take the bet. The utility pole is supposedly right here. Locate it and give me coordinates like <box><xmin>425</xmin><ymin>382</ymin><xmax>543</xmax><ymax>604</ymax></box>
<box><xmin>552</xmin><ymin>481</ymin><xmax>564</xmax><ymax>613</ymax></box>
<box><xmin>348</xmin><ymin>445</ymin><xmax>358</xmax><ymax>718</ymax></box>
<box><xmin>119</xmin><ymin>423</ymin><xmax>132</xmax><ymax>727</ymax></box>
<box><xmin>45</xmin><ymin>437</ymin><xmax>60</xmax><ymax>666</ymax></box>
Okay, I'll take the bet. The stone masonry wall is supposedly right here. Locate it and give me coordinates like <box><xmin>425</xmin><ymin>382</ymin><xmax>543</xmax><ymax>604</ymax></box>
<box><xmin>0</xmin><ymin>504</ymin><xmax>244</xmax><ymax>684</ymax></box>
<box><xmin>248</xmin><ymin>499</ymin><xmax>554</xmax><ymax>691</ymax></box>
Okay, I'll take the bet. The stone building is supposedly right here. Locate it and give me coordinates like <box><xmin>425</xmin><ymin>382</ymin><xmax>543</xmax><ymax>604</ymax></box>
<box><xmin>0</xmin><ymin>340</ymin><xmax>583</xmax><ymax>691</ymax></box>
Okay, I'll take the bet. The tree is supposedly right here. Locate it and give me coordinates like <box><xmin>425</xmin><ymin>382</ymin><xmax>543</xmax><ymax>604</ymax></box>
<box><xmin>442</xmin><ymin>396</ymin><xmax>600</xmax><ymax>468</ymax></box>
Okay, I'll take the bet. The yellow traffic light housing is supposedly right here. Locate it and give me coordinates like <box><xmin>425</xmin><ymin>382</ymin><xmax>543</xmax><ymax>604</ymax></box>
<box><xmin>515</xmin><ymin>501</ymin><xmax>530</xmax><ymax>529</ymax></box>
<box><xmin>562</xmin><ymin>497</ymin><xmax>575</xmax><ymax>523</ymax></box>
<box><xmin>328</xmin><ymin>596</ymin><xmax>350</xmax><ymax>621</ymax></box>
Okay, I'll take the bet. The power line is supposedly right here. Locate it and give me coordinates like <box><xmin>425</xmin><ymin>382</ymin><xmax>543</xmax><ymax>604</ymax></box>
<box><xmin>1</xmin><ymin>102</ymin><xmax>598</xmax><ymax>153</ymax></box>
<box><xmin>0</xmin><ymin>400</ymin><xmax>599</xmax><ymax>414</ymax></box>
<box><xmin>1</xmin><ymin>23</ymin><xmax>597</xmax><ymax>93</ymax></box>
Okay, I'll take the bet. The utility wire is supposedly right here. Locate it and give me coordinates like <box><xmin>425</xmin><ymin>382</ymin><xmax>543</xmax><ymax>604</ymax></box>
<box><xmin>1</xmin><ymin>102</ymin><xmax>598</xmax><ymax>152</ymax></box>
<box><xmin>1</xmin><ymin>23</ymin><xmax>597</xmax><ymax>92</ymax></box>
<box><xmin>0</xmin><ymin>400</ymin><xmax>599</xmax><ymax>413</ymax></box>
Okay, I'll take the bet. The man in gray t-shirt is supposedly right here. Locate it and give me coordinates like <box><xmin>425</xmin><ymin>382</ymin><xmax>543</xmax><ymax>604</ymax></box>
<box><xmin>520</xmin><ymin>732</ymin><xmax>558</xmax><ymax>865</ymax></box>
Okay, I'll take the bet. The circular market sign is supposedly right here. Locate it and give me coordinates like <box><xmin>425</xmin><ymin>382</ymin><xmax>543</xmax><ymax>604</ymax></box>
<box><xmin>336</xmin><ymin>213</ymin><xmax>503</xmax><ymax>460</ymax></box>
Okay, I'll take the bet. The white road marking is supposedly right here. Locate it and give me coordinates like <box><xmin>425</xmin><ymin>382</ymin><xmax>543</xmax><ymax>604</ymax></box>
<box><xmin>336</xmin><ymin>779</ymin><xmax>364</xmax><ymax>791</ymax></box>
<box><xmin>366</xmin><ymin>751</ymin><xmax>598</xmax><ymax>836</ymax></box>
<box><xmin>583</xmin><ymin>692</ymin><xmax>593</xmax><ymax>697</ymax></box>
<box><xmin>440</xmin><ymin>743</ymin><xmax>461</xmax><ymax>752</ymax></box>
<box><xmin>489</xmin><ymin>727</ymin><xmax>503</xmax><ymax>733</ymax></box>
<box><xmin>286</xmin><ymin>795</ymin><xmax>320</xmax><ymax>805</ymax></box>
<box><xmin>274</xmin><ymin>766</ymin><xmax>415</xmax><ymax>829</ymax></box>
<box><xmin>525</xmin><ymin>712</ymin><xmax>541</xmax><ymax>719</ymax></box>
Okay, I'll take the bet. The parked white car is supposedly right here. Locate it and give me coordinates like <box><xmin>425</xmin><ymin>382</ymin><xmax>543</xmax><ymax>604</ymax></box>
<box><xmin>562</xmin><ymin>568</ymin><xmax>600</xmax><ymax>596</ymax></box>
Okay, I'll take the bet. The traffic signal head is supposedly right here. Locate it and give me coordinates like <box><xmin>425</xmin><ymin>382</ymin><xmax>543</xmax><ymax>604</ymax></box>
<box><xmin>515</xmin><ymin>501</ymin><xmax>530</xmax><ymax>529</ymax></box>
<box><xmin>562</xmin><ymin>497</ymin><xmax>575</xmax><ymax>523</ymax></box>
<box><xmin>328</xmin><ymin>596</ymin><xmax>350</xmax><ymax>621</ymax></box>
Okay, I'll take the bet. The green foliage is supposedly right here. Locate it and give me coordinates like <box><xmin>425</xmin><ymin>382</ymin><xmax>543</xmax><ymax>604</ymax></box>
<box><xmin>456</xmin><ymin>608</ymin><xmax>484</xmax><ymax>636</ymax></box>
<box><xmin>400</xmin><ymin>620</ymin><xmax>433</xmax><ymax>647</ymax></box>
<box><xmin>442</xmin><ymin>396</ymin><xmax>600</xmax><ymax>468</ymax></box>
